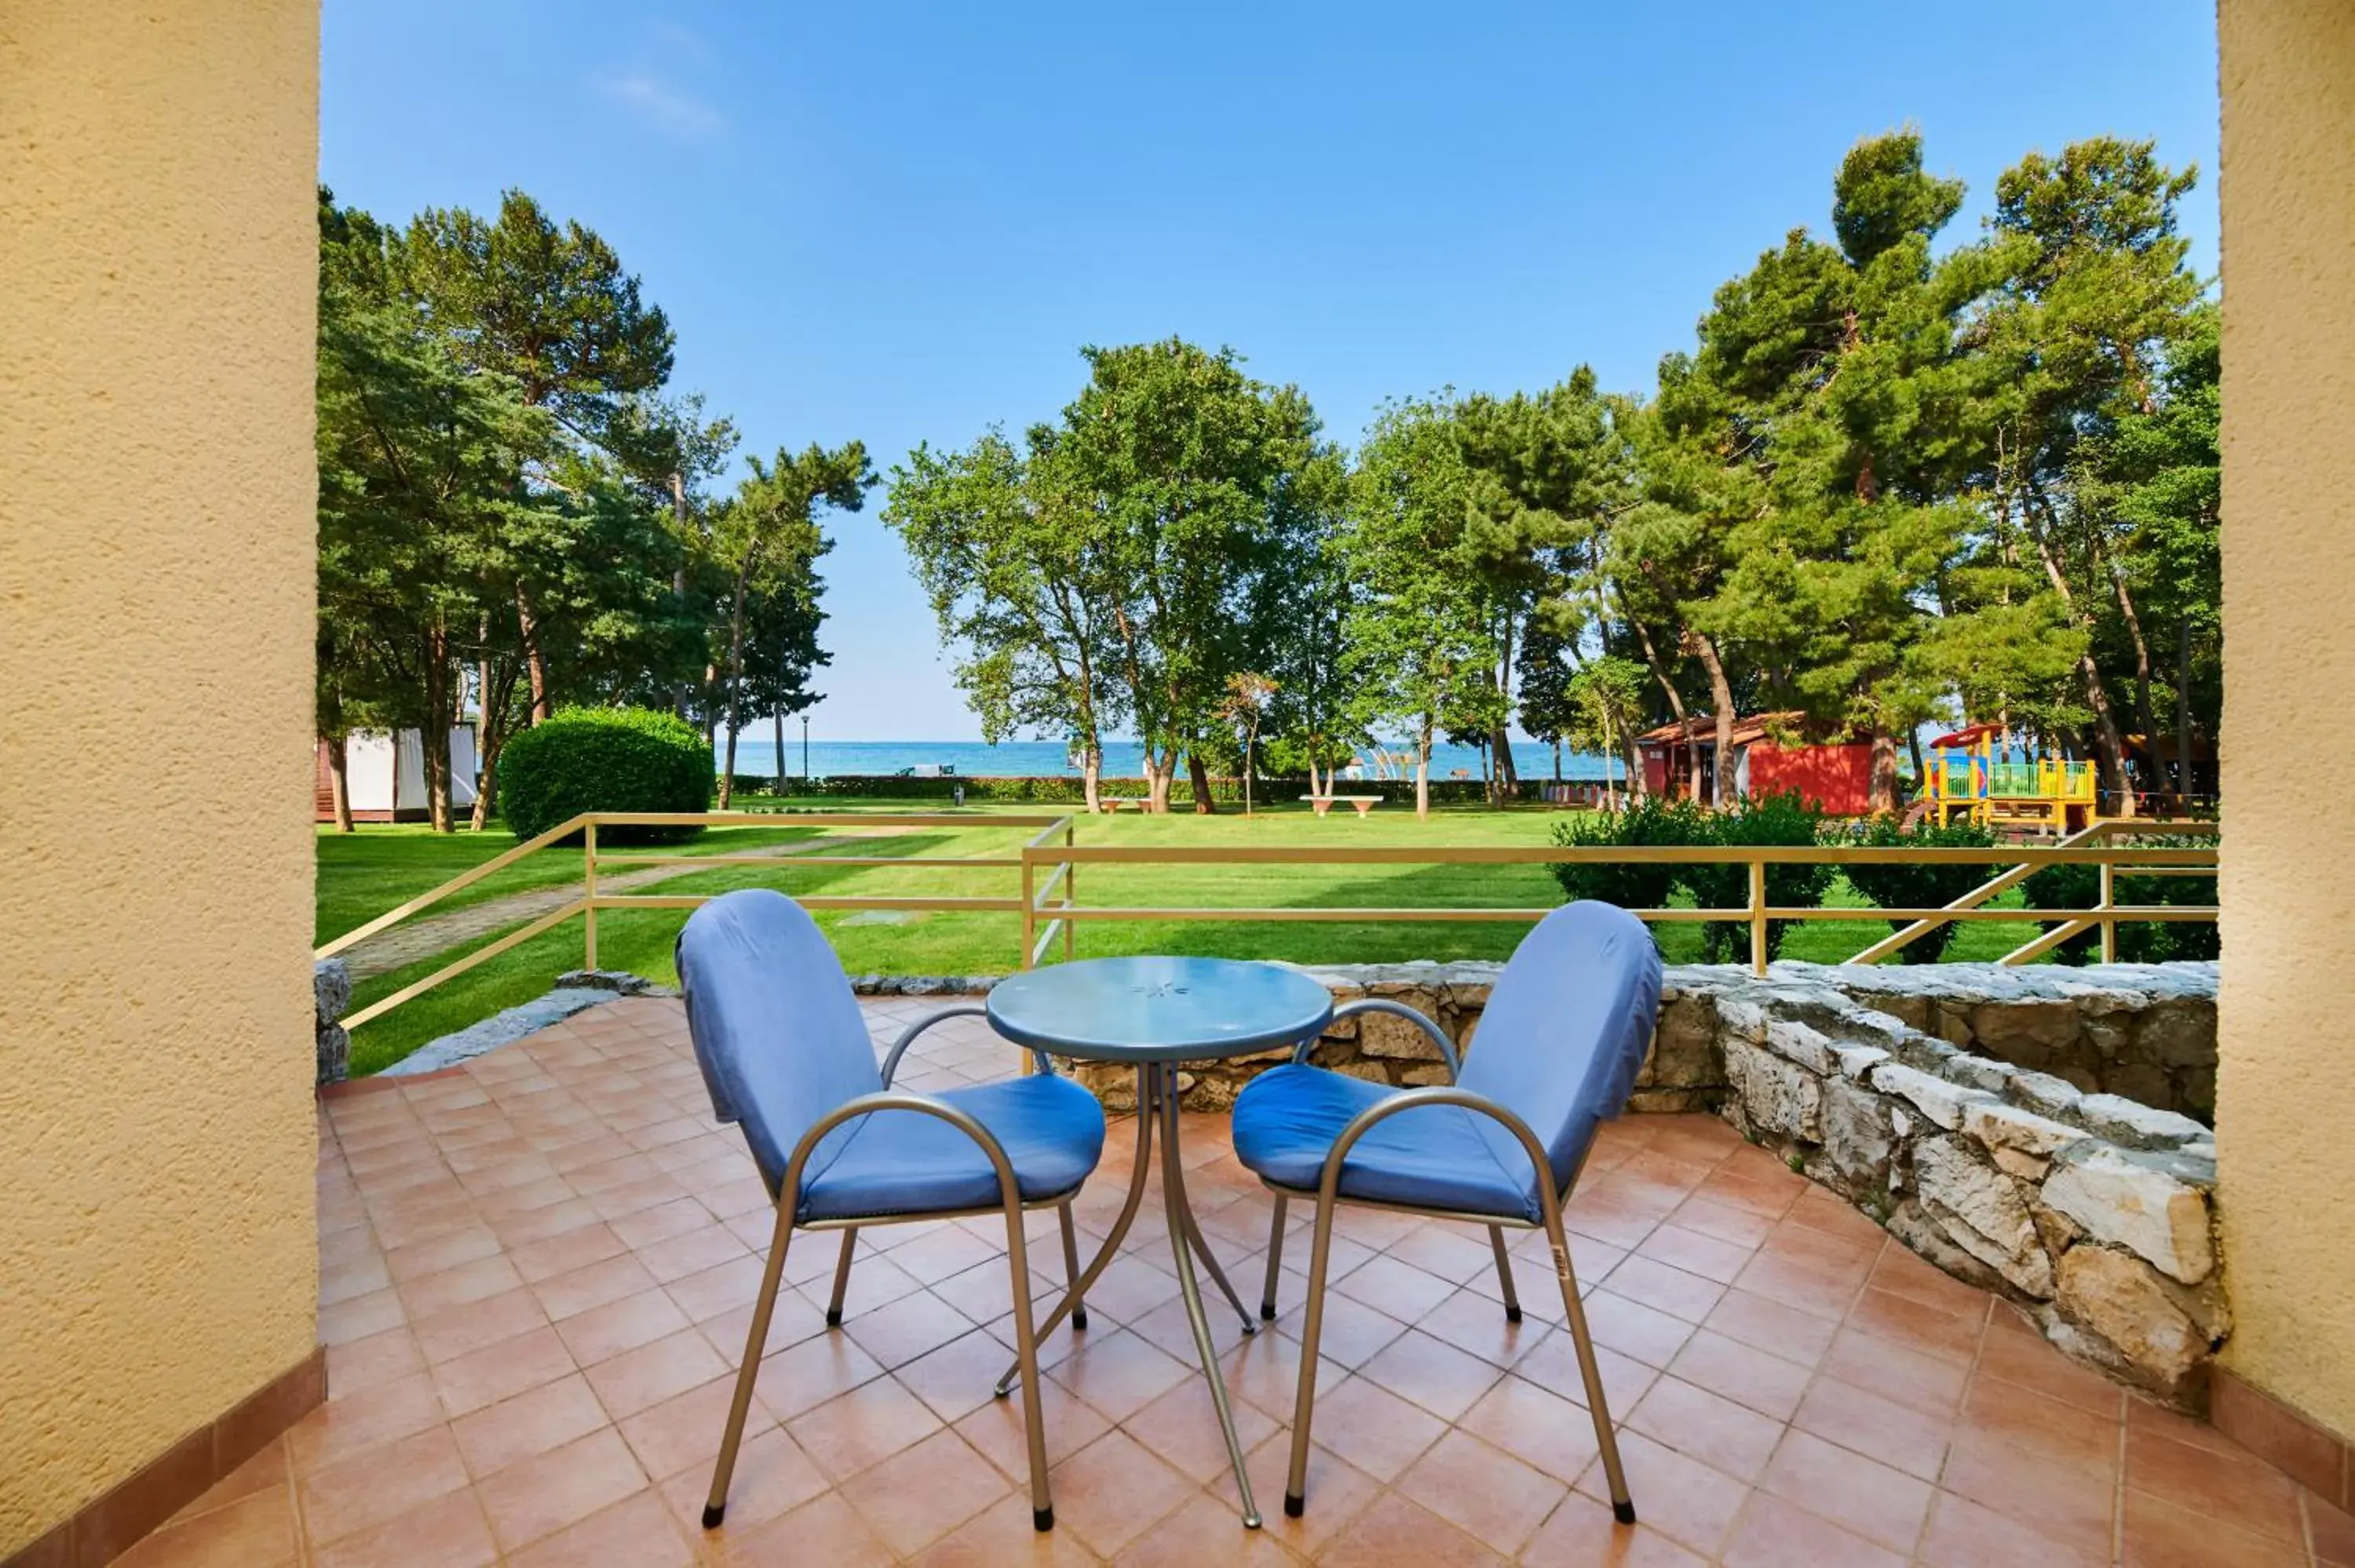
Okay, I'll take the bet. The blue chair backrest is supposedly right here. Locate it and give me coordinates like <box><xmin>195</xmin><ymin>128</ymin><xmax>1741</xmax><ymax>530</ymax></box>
<box><xmin>677</xmin><ymin>889</ymin><xmax>881</xmax><ymax>1197</ymax></box>
<box><xmin>1457</xmin><ymin>901</ymin><xmax>1663</xmax><ymax>1199</ymax></box>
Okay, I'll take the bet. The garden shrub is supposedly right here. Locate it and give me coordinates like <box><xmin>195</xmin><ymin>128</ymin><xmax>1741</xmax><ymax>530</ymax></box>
<box><xmin>1547</xmin><ymin>796</ymin><xmax>1706</xmax><ymax>917</ymax></box>
<box><xmin>1838</xmin><ymin>816</ymin><xmax>2001</xmax><ymax>963</ymax></box>
<box><xmin>498</xmin><ymin>706</ymin><xmax>712</xmax><ymax>844</ymax></box>
<box><xmin>1680</xmin><ymin>790</ymin><xmax>1837</xmax><ymax>963</ymax></box>
<box><xmin>2022</xmin><ymin>841</ymin><xmax>2219</xmax><ymax>964</ymax></box>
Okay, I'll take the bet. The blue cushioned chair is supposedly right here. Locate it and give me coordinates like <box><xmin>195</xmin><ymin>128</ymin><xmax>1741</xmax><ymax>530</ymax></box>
<box><xmin>1231</xmin><ymin>900</ymin><xmax>1662</xmax><ymax>1523</ymax></box>
<box><xmin>677</xmin><ymin>890</ymin><xmax>1106</xmax><ymax>1534</ymax></box>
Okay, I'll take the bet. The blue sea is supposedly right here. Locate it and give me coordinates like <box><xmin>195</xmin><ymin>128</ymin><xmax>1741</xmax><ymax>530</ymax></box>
<box><xmin>721</xmin><ymin>737</ymin><xmax>1626</xmax><ymax>783</ymax></box>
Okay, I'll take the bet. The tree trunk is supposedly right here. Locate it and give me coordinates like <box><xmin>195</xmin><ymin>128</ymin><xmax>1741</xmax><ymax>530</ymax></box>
<box><xmin>326</xmin><ymin>734</ymin><xmax>354</xmax><ymax>833</ymax></box>
<box><xmin>1868</xmin><ymin>731</ymin><xmax>1900</xmax><ymax>814</ymax></box>
<box><xmin>1630</xmin><ymin>616</ymin><xmax>1689</xmax><ymax>802</ymax></box>
<box><xmin>672</xmin><ymin>472</ymin><xmax>694</xmax><ymax>720</ymax></box>
<box><xmin>1243</xmin><ymin>729</ymin><xmax>1257</xmax><ymax>815</ymax></box>
<box><xmin>422</xmin><ymin>621</ymin><xmax>454</xmax><ymax>833</ymax></box>
<box><xmin>1553</xmin><ymin>738</ymin><xmax>1563</xmax><ymax>784</ymax></box>
<box><xmin>1620</xmin><ymin>732</ymin><xmax>1645</xmax><ymax>804</ymax></box>
<box><xmin>1692</xmin><ymin>633</ymin><xmax>1737</xmax><ymax>811</ymax></box>
<box><xmin>2110</xmin><ymin>567</ymin><xmax>2163</xmax><ymax>812</ymax></box>
<box><xmin>471</xmin><ymin>726</ymin><xmax>504</xmax><ymax>831</ymax></box>
<box><xmin>1414</xmin><ymin>716</ymin><xmax>1433</xmax><ymax>820</ymax></box>
<box><xmin>1083</xmin><ymin>743</ymin><xmax>1103</xmax><ymax>814</ymax></box>
<box><xmin>516</xmin><ymin>585</ymin><xmax>550</xmax><ymax>724</ymax></box>
<box><xmin>2175</xmin><ymin>617</ymin><xmax>2195</xmax><ymax>808</ymax></box>
<box><xmin>1187</xmin><ymin>748</ymin><xmax>1216</xmax><ymax>815</ymax></box>
<box><xmin>717</xmin><ymin>574</ymin><xmax>749</xmax><ymax>810</ymax></box>
<box><xmin>2023</xmin><ymin>486</ymin><xmax>2134</xmax><ymax>817</ymax></box>
<box><xmin>1908</xmin><ymin>727</ymin><xmax>1928</xmax><ymax>808</ymax></box>
<box><xmin>775</xmin><ymin>709</ymin><xmax>786</xmax><ymax>797</ymax></box>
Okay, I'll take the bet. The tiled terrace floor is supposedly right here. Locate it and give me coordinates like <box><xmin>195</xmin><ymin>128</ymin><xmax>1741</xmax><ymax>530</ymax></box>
<box><xmin>125</xmin><ymin>996</ymin><xmax>2350</xmax><ymax>1566</ymax></box>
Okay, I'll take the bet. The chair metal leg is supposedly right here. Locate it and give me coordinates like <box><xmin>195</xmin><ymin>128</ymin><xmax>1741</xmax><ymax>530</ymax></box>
<box><xmin>1259</xmin><ymin>1194</ymin><xmax>1287</xmax><ymax>1320</ymax></box>
<box><xmin>703</xmin><ymin>1200</ymin><xmax>796</xmax><ymax>1529</ymax></box>
<box><xmin>1057</xmin><ymin>1201</ymin><xmax>1088</xmax><ymax>1331</ymax></box>
<box><xmin>1282</xmin><ymin>1188</ymin><xmax>1340</xmax><ymax>1518</ymax></box>
<box><xmin>1539</xmin><ymin>1195</ymin><xmax>1635</xmax><ymax>1524</ymax></box>
<box><xmin>1487</xmin><ymin>1224</ymin><xmax>1523</xmax><ymax>1323</ymax></box>
<box><xmin>999</xmin><ymin>1165</ymin><xmax>1057</xmax><ymax>1529</ymax></box>
<box><xmin>825</xmin><ymin>1227</ymin><xmax>857</xmax><ymax>1326</ymax></box>
<box><xmin>995</xmin><ymin>1065</ymin><xmax>1155</xmax><ymax>1397</ymax></box>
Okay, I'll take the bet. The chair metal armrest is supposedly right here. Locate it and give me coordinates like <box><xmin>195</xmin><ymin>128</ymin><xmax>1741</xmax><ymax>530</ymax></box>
<box><xmin>1302</xmin><ymin>1000</ymin><xmax>1459</xmax><ymax>1080</ymax></box>
<box><xmin>881</xmin><ymin>1002</ymin><xmax>1050</xmax><ymax>1085</ymax></box>
<box><xmin>779</xmin><ymin>1088</ymin><xmax>1026</xmax><ymax>1220</ymax></box>
<box><xmin>1312</xmin><ymin>1085</ymin><xmax>1555</xmax><ymax>1211</ymax></box>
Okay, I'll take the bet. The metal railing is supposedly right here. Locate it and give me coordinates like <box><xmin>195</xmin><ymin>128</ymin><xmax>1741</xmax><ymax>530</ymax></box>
<box><xmin>315</xmin><ymin>811</ymin><xmax>1070</xmax><ymax>1031</ymax></box>
<box><xmin>316</xmin><ymin>811</ymin><xmax>2217</xmax><ymax>1034</ymax></box>
<box><xmin>1017</xmin><ymin>819</ymin><xmax>2218</xmax><ymax>977</ymax></box>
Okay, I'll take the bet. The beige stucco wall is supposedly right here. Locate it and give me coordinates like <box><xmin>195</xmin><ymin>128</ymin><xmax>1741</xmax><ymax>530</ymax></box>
<box><xmin>2215</xmin><ymin>0</ymin><xmax>2355</xmax><ymax>1443</ymax></box>
<box><xmin>0</xmin><ymin>1</ymin><xmax>323</xmax><ymax>1552</ymax></box>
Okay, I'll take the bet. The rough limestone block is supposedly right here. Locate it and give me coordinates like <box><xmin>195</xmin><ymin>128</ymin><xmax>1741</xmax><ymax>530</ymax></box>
<box><xmin>1357</xmin><ymin>1007</ymin><xmax>1448</xmax><ymax>1062</ymax></box>
<box><xmin>2074</xmin><ymin>1094</ymin><xmax>2207</xmax><ymax>1151</ymax></box>
<box><xmin>1723</xmin><ymin>1039</ymin><xmax>1823</xmax><ymax>1142</ymax></box>
<box><xmin>1646</xmin><ymin>994</ymin><xmax>1722</xmax><ymax>1088</ymax></box>
<box><xmin>1868</xmin><ymin>1062</ymin><xmax>1997</xmax><ymax>1131</ymax></box>
<box><xmin>2006</xmin><ymin>1069</ymin><xmax>2086</xmax><ymax>1121</ymax></box>
<box><xmin>2040</xmin><ymin>1146</ymin><xmax>2214</xmax><ymax>1285</ymax></box>
<box><xmin>1937</xmin><ymin>1052</ymin><xmax>2014</xmax><ymax>1095</ymax></box>
<box><xmin>1713</xmin><ymin>994</ymin><xmax>1769</xmax><ymax>1045</ymax></box>
<box><xmin>2053</xmin><ymin>1243</ymin><xmax>2207</xmax><ymax>1395</ymax></box>
<box><xmin>1961</xmin><ymin>1100</ymin><xmax>2087</xmax><ymax>1159</ymax></box>
<box><xmin>1763</xmin><ymin>1019</ymin><xmax>1837</xmax><ymax>1075</ymax></box>
<box><xmin>314</xmin><ymin>957</ymin><xmax>352</xmax><ymax>1023</ymax></box>
<box><xmin>2103</xmin><ymin>1063</ymin><xmax>2174</xmax><ymax>1111</ymax></box>
<box><xmin>1914</xmin><ymin>1136</ymin><xmax>2054</xmax><ymax>1297</ymax></box>
<box><xmin>316</xmin><ymin>1023</ymin><xmax>350</xmax><ymax>1086</ymax></box>
<box><xmin>1970</xmin><ymin>999</ymin><xmax>2084</xmax><ymax>1055</ymax></box>
<box><xmin>1823</xmin><ymin>1077</ymin><xmax>1894</xmax><ymax>1187</ymax></box>
<box><xmin>1835</xmin><ymin>1042</ymin><xmax>1889</xmax><ymax>1080</ymax></box>
<box><xmin>2134</xmin><ymin>999</ymin><xmax>2218</xmax><ymax>1069</ymax></box>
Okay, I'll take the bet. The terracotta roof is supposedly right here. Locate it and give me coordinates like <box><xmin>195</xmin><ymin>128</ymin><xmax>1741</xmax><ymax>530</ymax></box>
<box><xmin>1634</xmin><ymin>711</ymin><xmax>1816</xmax><ymax>749</ymax></box>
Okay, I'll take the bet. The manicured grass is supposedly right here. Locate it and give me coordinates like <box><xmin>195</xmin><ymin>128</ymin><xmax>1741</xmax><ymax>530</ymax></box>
<box><xmin>333</xmin><ymin>797</ymin><xmax>2061</xmax><ymax>1076</ymax></box>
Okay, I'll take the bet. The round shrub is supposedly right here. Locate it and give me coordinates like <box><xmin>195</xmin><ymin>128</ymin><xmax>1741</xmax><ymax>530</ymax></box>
<box><xmin>2022</xmin><ymin>844</ymin><xmax>2219</xmax><ymax>964</ymax></box>
<box><xmin>497</xmin><ymin>706</ymin><xmax>712</xmax><ymax>844</ymax></box>
<box><xmin>1838</xmin><ymin>816</ymin><xmax>2000</xmax><ymax>963</ymax></box>
<box><xmin>1548</xmin><ymin>796</ymin><xmax>1706</xmax><ymax>917</ymax></box>
<box><xmin>1679</xmin><ymin>790</ymin><xmax>1837</xmax><ymax>963</ymax></box>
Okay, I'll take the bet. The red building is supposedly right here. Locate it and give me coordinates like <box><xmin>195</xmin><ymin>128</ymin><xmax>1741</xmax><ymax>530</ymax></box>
<box><xmin>1634</xmin><ymin>712</ymin><xmax>1875</xmax><ymax>815</ymax></box>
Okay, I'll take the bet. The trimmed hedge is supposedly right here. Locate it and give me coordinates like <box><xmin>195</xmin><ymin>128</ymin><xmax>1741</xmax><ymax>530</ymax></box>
<box><xmin>500</xmin><ymin>707</ymin><xmax>711</xmax><ymax>844</ymax></box>
<box><xmin>1546</xmin><ymin>790</ymin><xmax>1835</xmax><ymax>960</ymax></box>
<box><xmin>1836</xmin><ymin>816</ymin><xmax>2001</xmax><ymax>963</ymax></box>
<box><xmin>2023</xmin><ymin>846</ymin><xmax>2220</xmax><ymax>964</ymax></box>
<box><xmin>722</xmin><ymin>773</ymin><xmax>1554</xmax><ymax>807</ymax></box>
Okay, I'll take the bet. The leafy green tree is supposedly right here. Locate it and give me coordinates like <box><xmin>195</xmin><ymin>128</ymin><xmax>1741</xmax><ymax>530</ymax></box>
<box><xmin>1565</xmin><ymin>656</ymin><xmax>1651</xmax><ymax>804</ymax></box>
<box><xmin>708</xmin><ymin>443</ymin><xmax>870</xmax><ymax>806</ymax></box>
<box><xmin>1218</xmin><ymin>672</ymin><xmax>1279</xmax><ymax>814</ymax></box>
<box><xmin>1341</xmin><ymin>399</ymin><xmax>1507</xmax><ymax>818</ymax></box>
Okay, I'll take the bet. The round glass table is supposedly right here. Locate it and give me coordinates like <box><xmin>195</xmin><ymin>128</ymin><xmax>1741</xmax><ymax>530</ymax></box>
<box><xmin>986</xmin><ymin>956</ymin><xmax>1334</xmax><ymax>1529</ymax></box>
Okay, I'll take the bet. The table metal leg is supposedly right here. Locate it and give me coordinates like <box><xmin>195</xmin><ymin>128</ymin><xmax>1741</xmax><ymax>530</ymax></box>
<box><xmin>1158</xmin><ymin>1063</ymin><xmax>1263</xmax><ymax>1528</ymax></box>
<box><xmin>995</xmin><ymin>1065</ymin><xmax>1155</xmax><ymax>1398</ymax></box>
<box><xmin>1176</xmin><ymin>1174</ymin><xmax>1256</xmax><ymax>1335</ymax></box>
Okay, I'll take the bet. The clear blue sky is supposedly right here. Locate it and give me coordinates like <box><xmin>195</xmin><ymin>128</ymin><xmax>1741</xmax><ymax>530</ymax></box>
<box><xmin>321</xmin><ymin>2</ymin><xmax>2220</xmax><ymax>742</ymax></box>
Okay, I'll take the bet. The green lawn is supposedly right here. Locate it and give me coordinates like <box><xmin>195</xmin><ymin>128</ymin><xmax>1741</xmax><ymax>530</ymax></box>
<box><xmin>328</xmin><ymin>797</ymin><xmax>2054</xmax><ymax>1077</ymax></box>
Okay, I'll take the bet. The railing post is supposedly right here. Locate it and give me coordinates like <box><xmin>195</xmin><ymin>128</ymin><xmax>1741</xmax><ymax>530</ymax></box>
<box><xmin>583</xmin><ymin>819</ymin><xmax>599</xmax><ymax>972</ymax></box>
<box><xmin>1063</xmin><ymin>819</ymin><xmax>1075</xmax><ymax>961</ymax></box>
<box><xmin>2098</xmin><ymin>855</ymin><xmax>2116</xmax><ymax>965</ymax></box>
<box><xmin>1748</xmin><ymin>857</ymin><xmax>1768</xmax><ymax>977</ymax></box>
<box><xmin>1020</xmin><ymin>841</ymin><xmax>1036</xmax><ymax>972</ymax></box>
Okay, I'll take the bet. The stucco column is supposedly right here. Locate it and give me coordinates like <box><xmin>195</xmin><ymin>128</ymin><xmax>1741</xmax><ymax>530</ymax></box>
<box><xmin>2215</xmin><ymin>0</ymin><xmax>2355</xmax><ymax>1446</ymax></box>
<box><xmin>0</xmin><ymin>2</ymin><xmax>323</xmax><ymax>1557</ymax></box>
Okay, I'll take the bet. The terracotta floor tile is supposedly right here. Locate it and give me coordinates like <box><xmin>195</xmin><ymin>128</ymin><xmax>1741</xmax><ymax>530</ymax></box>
<box><xmin>1417</xmin><ymin>1285</ymin><xmax>1546</xmax><ymax>1367</ymax></box>
<box><xmin>1398</xmin><ymin>1427</ymin><xmax>1568</xmax><ymax>1555</ymax></box>
<box><xmin>1818</xmin><ymin>1326</ymin><xmax>1970</xmax><ymax>1417</ymax></box>
<box><xmin>1957</xmin><ymin>1374</ymin><xmax>2123</xmax><ymax>1472</ymax></box>
<box><xmin>114</xmin><ymin>1483</ymin><xmax>299</xmax><ymax>1568</ymax></box>
<box><xmin>1973</xmin><ymin>1322</ymin><xmax>2125</xmax><ymax>1414</ymax></box>
<box><xmin>1044</xmin><ymin>1326</ymin><xmax>1192</xmax><ymax>1421</ymax></box>
<box><xmin>504</xmin><ymin>1487</ymin><xmax>694</xmax><ymax>1567</ymax></box>
<box><xmin>1663</xmin><ymin>1327</ymin><xmax>1812</xmax><ymax>1421</ymax></box>
<box><xmin>1916</xmin><ymin>1489</ymin><xmax>2109</xmax><ymax>1568</ymax></box>
<box><xmin>506</xmin><ymin>1221</ymin><xmax>626</xmax><ymax>1285</ymax></box>
<box><xmin>902</xmin><ymin>1490</ymin><xmax>1108</xmax><ymax>1567</ymax></box>
<box><xmin>1318</xmin><ymin>1491</ymin><xmax>1505</xmax><ymax>1567</ymax></box>
<box><xmin>894</xmin><ymin>1327</ymin><xmax>1031</xmax><ymax>1423</ymax></box>
<box><xmin>2309</xmin><ymin>1491</ymin><xmax>2355</xmax><ymax>1568</ymax></box>
<box><xmin>1513</xmin><ymin>1329</ymin><xmax>1660</xmax><ymax>1419</ymax></box>
<box><xmin>1579</xmin><ymin>1290</ymin><xmax>1697</xmax><ymax>1369</ymax></box>
<box><xmin>1218</xmin><ymin>1328</ymin><xmax>1345</xmax><ymax>1423</ymax></box>
<box><xmin>2123</xmin><ymin>1420</ymin><xmax>2306</xmax><ymax>1544</ymax></box>
<box><xmin>954</xmin><ymin>1377</ymin><xmax>1115</xmax><ymax>1479</ymax></box>
<box><xmin>1937</xmin><ymin>1429</ymin><xmax>2119</xmax><ymax>1559</ymax></box>
<box><xmin>1108</xmin><ymin>1489</ymin><xmax>1292</xmax><ymax>1567</ymax></box>
<box><xmin>554</xmin><ymin>1285</ymin><xmax>692</xmax><ymax>1367</ymax></box>
<box><xmin>787</xmin><ymin>1371</ymin><xmax>949</xmax><ymax>1481</ymax></box>
<box><xmin>1758</xmin><ymin>1427</ymin><xmax>1932</xmax><ymax>1552</ymax></box>
<box><xmin>396</xmin><ymin>1253</ymin><xmax>524</xmax><ymax>1321</ymax></box>
<box><xmin>1607</xmin><ymin>1255</ymin><xmax>1730</xmax><ymax>1324</ymax></box>
<box><xmin>307</xmin><ymin>1488</ymin><xmax>497</xmax><ymax>1568</ymax></box>
<box><xmin>1043</xmin><ymin>1428</ymin><xmax>1197</xmax><ymax>1558</ymax></box>
<box><xmin>429</xmin><ymin>1324</ymin><xmax>577</xmax><ymax>1418</ymax></box>
<box><xmin>1456</xmin><ymin>1373</ymin><xmax>1605</xmax><ymax>1486</ymax></box>
<box><xmin>298</xmin><ymin>1425</ymin><xmax>472</xmax><ymax>1547</ymax></box>
<box><xmin>317</xmin><ymin>1286</ymin><xmax>407</xmax><ymax>1347</ymax></box>
<box><xmin>449</xmin><ymin>1372</ymin><xmax>609</xmax><ymax>1478</ymax></box>
<box><xmin>1358</xmin><ymin>1327</ymin><xmax>1506</xmax><ymax>1422</ymax></box>
<box><xmin>531</xmin><ymin>1251</ymin><xmax>659</xmax><ymax>1322</ymax></box>
<box><xmin>618</xmin><ymin>1373</ymin><xmax>765</xmax><ymax>1482</ymax></box>
<box><xmin>1303</xmin><ymin>1373</ymin><xmax>1451</xmax><ymax>1482</ymax></box>
<box><xmin>834</xmin><ymin>1427</ymin><xmax>1015</xmax><ymax>1555</ymax></box>
<box><xmin>721</xmin><ymin>1489</ymin><xmax>896</xmax><ymax>1568</ymax></box>
<box><xmin>657</xmin><ymin>1424</ymin><xmax>826</xmax><ymax>1537</ymax></box>
<box><xmin>584</xmin><ymin>1326</ymin><xmax>729</xmax><ymax>1420</ymax></box>
<box><xmin>1791</xmin><ymin>1369</ymin><xmax>1953</xmax><ymax>1482</ymax></box>
<box><xmin>2121</xmin><ymin>1485</ymin><xmax>2309</xmax><ymax>1567</ymax></box>
<box><xmin>1666</xmin><ymin>1195</ymin><xmax>1780</xmax><ymax>1252</ymax></box>
<box><xmin>840</xmin><ymin>1287</ymin><xmax>982</xmax><ymax>1372</ymax></box>
<box><xmin>473</xmin><ymin>1426</ymin><xmax>648</xmax><ymax>1552</ymax></box>
<box><xmin>323</xmin><ymin>1326</ymin><xmax>425</xmax><ymax>1398</ymax></box>
<box><xmin>1280</xmin><ymin>1288</ymin><xmax>1413</xmax><ymax>1368</ymax></box>
<box><xmin>285</xmin><ymin>1372</ymin><xmax>445</xmax><ymax>1474</ymax></box>
<box><xmin>1718</xmin><ymin>1491</ymin><xmax>1905</xmax><ymax>1567</ymax></box>
<box><xmin>1518</xmin><ymin>1490</ymin><xmax>1706</xmax><ymax>1566</ymax></box>
<box><xmin>1332</xmin><ymin>1253</ymin><xmax>1461</xmax><ymax>1323</ymax></box>
<box><xmin>1117</xmin><ymin>1375</ymin><xmax>1280</xmax><ymax>1486</ymax></box>
<box><xmin>1702</xmin><ymin>1287</ymin><xmax>1838</xmax><ymax>1367</ymax></box>
<box><xmin>1572</xmin><ymin>1430</ymin><xmax>1749</xmax><ymax>1559</ymax></box>
<box><xmin>410</xmin><ymin>1285</ymin><xmax>550</xmax><ymax>1366</ymax></box>
<box><xmin>1844</xmin><ymin>1285</ymin><xmax>1984</xmax><ymax>1367</ymax></box>
<box><xmin>1635</xmin><ymin>1222</ymin><xmax>1758</xmax><ymax>1285</ymax></box>
<box><xmin>1627</xmin><ymin>1372</ymin><xmax>1787</xmax><ymax>1483</ymax></box>
<box><xmin>1730</xmin><ymin>1251</ymin><xmax>1859</xmax><ymax>1322</ymax></box>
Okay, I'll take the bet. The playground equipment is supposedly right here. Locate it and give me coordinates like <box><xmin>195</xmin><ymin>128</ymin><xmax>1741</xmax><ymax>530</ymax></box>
<box><xmin>1921</xmin><ymin>724</ymin><xmax>2097</xmax><ymax>834</ymax></box>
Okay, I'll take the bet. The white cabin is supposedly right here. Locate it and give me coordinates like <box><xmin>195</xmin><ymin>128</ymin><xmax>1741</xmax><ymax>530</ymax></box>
<box><xmin>316</xmin><ymin>727</ymin><xmax>478</xmax><ymax>822</ymax></box>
